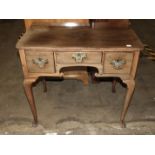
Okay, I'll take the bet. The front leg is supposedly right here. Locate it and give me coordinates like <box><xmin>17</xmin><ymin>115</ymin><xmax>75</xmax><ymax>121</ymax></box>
<box><xmin>120</xmin><ymin>80</ymin><xmax>135</xmax><ymax>128</ymax></box>
<box><xmin>23</xmin><ymin>77</ymin><xmax>38</xmax><ymax>126</ymax></box>
<box><xmin>42</xmin><ymin>78</ymin><xmax>47</xmax><ymax>92</ymax></box>
<box><xmin>112</xmin><ymin>78</ymin><xmax>117</xmax><ymax>93</ymax></box>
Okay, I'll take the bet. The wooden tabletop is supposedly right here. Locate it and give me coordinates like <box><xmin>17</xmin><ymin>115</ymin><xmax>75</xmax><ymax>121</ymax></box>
<box><xmin>16</xmin><ymin>26</ymin><xmax>143</xmax><ymax>50</ymax></box>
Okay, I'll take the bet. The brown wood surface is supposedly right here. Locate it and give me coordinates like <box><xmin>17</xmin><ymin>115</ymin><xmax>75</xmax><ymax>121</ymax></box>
<box><xmin>55</xmin><ymin>51</ymin><xmax>102</xmax><ymax>64</ymax></box>
<box><xmin>63</xmin><ymin>67</ymin><xmax>89</xmax><ymax>86</ymax></box>
<box><xmin>91</xmin><ymin>19</ymin><xmax>130</xmax><ymax>29</ymax></box>
<box><xmin>121</xmin><ymin>80</ymin><xmax>135</xmax><ymax>128</ymax></box>
<box><xmin>103</xmin><ymin>52</ymin><xmax>133</xmax><ymax>74</ymax></box>
<box><xmin>24</xmin><ymin>19</ymin><xmax>89</xmax><ymax>29</ymax></box>
<box><xmin>23</xmin><ymin>78</ymin><xmax>38</xmax><ymax>125</ymax></box>
<box><xmin>16</xmin><ymin>27</ymin><xmax>143</xmax><ymax>50</ymax></box>
<box><xmin>25</xmin><ymin>50</ymin><xmax>55</xmax><ymax>73</ymax></box>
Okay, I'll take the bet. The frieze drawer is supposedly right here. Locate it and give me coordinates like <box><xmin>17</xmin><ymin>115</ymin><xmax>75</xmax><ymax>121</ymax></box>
<box><xmin>104</xmin><ymin>52</ymin><xmax>134</xmax><ymax>74</ymax></box>
<box><xmin>25</xmin><ymin>50</ymin><xmax>55</xmax><ymax>73</ymax></box>
<box><xmin>55</xmin><ymin>51</ymin><xmax>102</xmax><ymax>64</ymax></box>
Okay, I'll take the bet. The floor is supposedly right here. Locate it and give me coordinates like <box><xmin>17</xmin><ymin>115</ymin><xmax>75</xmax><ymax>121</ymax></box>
<box><xmin>0</xmin><ymin>20</ymin><xmax>155</xmax><ymax>134</ymax></box>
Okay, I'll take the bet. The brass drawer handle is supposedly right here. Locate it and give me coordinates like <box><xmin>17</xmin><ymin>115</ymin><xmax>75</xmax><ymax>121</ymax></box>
<box><xmin>72</xmin><ymin>52</ymin><xmax>87</xmax><ymax>63</ymax></box>
<box><xmin>32</xmin><ymin>57</ymin><xmax>48</xmax><ymax>68</ymax></box>
<box><xmin>110</xmin><ymin>58</ymin><xmax>126</xmax><ymax>70</ymax></box>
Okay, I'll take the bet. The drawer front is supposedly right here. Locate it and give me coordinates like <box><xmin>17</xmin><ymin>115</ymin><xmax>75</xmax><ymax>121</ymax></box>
<box><xmin>55</xmin><ymin>51</ymin><xmax>102</xmax><ymax>64</ymax></box>
<box><xmin>25</xmin><ymin>50</ymin><xmax>55</xmax><ymax>73</ymax></box>
<box><xmin>104</xmin><ymin>52</ymin><xmax>133</xmax><ymax>74</ymax></box>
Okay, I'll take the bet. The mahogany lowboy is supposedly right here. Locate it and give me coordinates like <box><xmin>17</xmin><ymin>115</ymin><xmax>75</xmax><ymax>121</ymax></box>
<box><xmin>16</xmin><ymin>26</ymin><xmax>143</xmax><ymax>128</ymax></box>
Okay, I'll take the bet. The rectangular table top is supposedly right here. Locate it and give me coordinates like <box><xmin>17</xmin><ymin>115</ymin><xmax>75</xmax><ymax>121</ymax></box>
<box><xmin>16</xmin><ymin>26</ymin><xmax>143</xmax><ymax>51</ymax></box>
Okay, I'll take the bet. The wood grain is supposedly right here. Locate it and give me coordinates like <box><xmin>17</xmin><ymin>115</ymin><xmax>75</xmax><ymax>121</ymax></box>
<box><xmin>103</xmin><ymin>52</ymin><xmax>133</xmax><ymax>74</ymax></box>
<box><xmin>25</xmin><ymin>50</ymin><xmax>55</xmax><ymax>73</ymax></box>
<box><xmin>16</xmin><ymin>27</ymin><xmax>143</xmax><ymax>50</ymax></box>
<box><xmin>23</xmin><ymin>78</ymin><xmax>38</xmax><ymax>125</ymax></box>
<box><xmin>55</xmin><ymin>51</ymin><xmax>102</xmax><ymax>64</ymax></box>
<box><xmin>91</xmin><ymin>19</ymin><xmax>130</xmax><ymax>29</ymax></box>
<box><xmin>121</xmin><ymin>80</ymin><xmax>135</xmax><ymax>128</ymax></box>
<box><xmin>24</xmin><ymin>19</ymin><xmax>89</xmax><ymax>29</ymax></box>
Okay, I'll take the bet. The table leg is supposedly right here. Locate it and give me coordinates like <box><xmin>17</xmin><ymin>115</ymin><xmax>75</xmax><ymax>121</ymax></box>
<box><xmin>23</xmin><ymin>78</ymin><xmax>38</xmax><ymax>126</ymax></box>
<box><xmin>112</xmin><ymin>78</ymin><xmax>117</xmax><ymax>93</ymax></box>
<box><xmin>42</xmin><ymin>78</ymin><xmax>47</xmax><ymax>92</ymax></box>
<box><xmin>120</xmin><ymin>80</ymin><xmax>135</xmax><ymax>128</ymax></box>
<box><xmin>90</xmin><ymin>73</ymin><xmax>99</xmax><ymax>84</ymax></box>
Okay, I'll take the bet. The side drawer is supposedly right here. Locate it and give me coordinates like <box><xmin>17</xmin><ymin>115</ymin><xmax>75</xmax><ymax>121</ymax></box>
<box><xmin>55</xmin><ymin>51</ymin><xmax>102</xmax><ymax>64</ymax></box>
<box><xmin>104</xmin><ymin>52</ymin><xmax>134</xmax><ymax>74</ymax></box>
<box><xmin>25</xmin><ymin>50</ymin><xmax>55</xmax><ymax>73</ymax></box>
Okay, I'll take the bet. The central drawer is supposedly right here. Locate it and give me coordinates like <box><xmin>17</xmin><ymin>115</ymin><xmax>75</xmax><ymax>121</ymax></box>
<box><xmin>55</xmin><ymin>51</ymin><xmax>102</xmax><ymax>64</ymax></box>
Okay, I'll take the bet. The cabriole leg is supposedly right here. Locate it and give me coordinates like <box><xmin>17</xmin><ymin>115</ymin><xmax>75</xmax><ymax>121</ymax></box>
<box><xmin>112</xmin><ymin>78</ymin><xmax>117</xmax><ymax>93</ymax></box>
<box><xmin>120</xmin><ymin>80</ymin><xmax>135</xmax><ymax>128</ymax></box>
<box><xmin>23</xmin><ymin>78</ymin><xmax>38</xmax><ymax>126</ymax></box>
<box><xmin>42</xmin><ymin>78</ymin><xmax>47</xmax><ymax>92</ymax></box>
